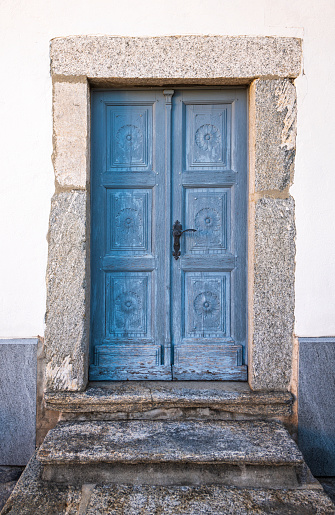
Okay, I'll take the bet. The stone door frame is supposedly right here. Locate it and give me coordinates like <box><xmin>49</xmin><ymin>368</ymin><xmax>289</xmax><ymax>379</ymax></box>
<box><xmin>45</xmin><ymin>35</ymin><xmax>301</xmax><ymax>393</ymax></box>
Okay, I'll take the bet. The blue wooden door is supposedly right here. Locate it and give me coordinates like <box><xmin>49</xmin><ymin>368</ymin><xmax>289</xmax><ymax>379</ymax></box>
<box><xmin>90</xmin><ymin>89</ymin><xmax>247</xmax><ymax>380</ymax></box>
<box><xmin>171</xmin><ymin>90</ymin><xmax>247</xmax><ymax>380</ymax></box>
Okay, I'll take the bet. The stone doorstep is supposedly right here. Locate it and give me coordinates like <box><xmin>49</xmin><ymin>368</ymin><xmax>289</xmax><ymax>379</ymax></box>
<box><xmin>44</xmin><ymin>381</ymin><xmax>294</xmax><ymax>417</ymax></box>
<box><xmin>36</xmin><ymin>420</ymin><xmax>311</xmax><ymax>489</ymax></box>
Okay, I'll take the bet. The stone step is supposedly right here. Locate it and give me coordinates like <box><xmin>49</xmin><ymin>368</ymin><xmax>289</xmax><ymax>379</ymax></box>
<box><xmin>37</xmin><ymin>420</ymin><xmax>308</xmax><ymax>489</ymax></box>
<box><xmin>3</xmin><ymin>454</ymin><xmax>335</xmax><ymax>515</ymax></box>
<box><xmin>44</xmin><ymin>382</ymin><xmax>294</xmax><ymax>419</ymax></box>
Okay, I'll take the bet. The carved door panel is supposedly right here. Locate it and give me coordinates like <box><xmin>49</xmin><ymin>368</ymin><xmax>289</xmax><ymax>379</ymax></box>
<box><xmin>90</xmin><ymin>90</ymin><xmax>171</xmax><ymax>379</ymax></box>
<box><xmin>90</xmin><ymin>89</ymin><xmax>247</xmax><ymax>380</ymax></box>
<box><xmin>171</xmin><ymin>90</ymin><xmax>247</xmax><ymax>380</ymax></box>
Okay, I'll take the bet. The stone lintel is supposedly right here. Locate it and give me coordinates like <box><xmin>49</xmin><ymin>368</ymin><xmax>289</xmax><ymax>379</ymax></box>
<box><xmin>44</xmin><ymin>382</ymin><xmax>293</xmax><ymax>417</ymax></box>
<box><xmin>50</xmin><ymin>36</ymin><xmax>302</xmax><ymax>79</ymax></box>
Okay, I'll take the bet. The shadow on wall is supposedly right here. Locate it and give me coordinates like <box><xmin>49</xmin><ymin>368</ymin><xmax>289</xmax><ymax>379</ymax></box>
<box><xmin>298</xmin><ymin>338</ymin><xmax>335</xmax><ymax>476</ymax></box>
<box><xmin>0</xmin><ymin>339</ymin><xmax>37</xmax><ymax>466</ymax></box>
<box><xmin>299</xmin><ymin>428</ymin><xmax>335</xmax><ymax>476</ymax></box>
<box><xmin>0</xmin><ymin>337</ymin><xmax>60</xmax><ymax>469</ymax></box>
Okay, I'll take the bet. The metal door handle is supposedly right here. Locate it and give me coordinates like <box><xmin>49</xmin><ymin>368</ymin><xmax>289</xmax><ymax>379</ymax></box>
<box><xmin>172</xmin><ymin>220</ymin><xmax>197</xmax><ymax>260</ymax></box>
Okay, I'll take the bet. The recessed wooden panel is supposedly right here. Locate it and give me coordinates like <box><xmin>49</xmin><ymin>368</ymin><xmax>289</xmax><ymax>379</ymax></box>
<box><xmin>94</xmin><ymin>344</ymin><xmax>161</xmax><ymax>367</ymax></box>
<box><xmin>106</xmin><ymin>105</ymin><xmax>152</xmax><ymax>170</ymax></box>
<box><xmin>106</xmin><ymin>273</ymin><xmax>151</xmax><ymax>338</ymax></box>
<box><xmin>90</xmin><ymin>344</ymin><xmax>172</xmax><ymax>380</ymax></box>
<box><xmin>174</xmin><ymin>344</ymin><xmax>242</xmax><ymax>367</ymax></box>
<box><xmin>173</xmin><ymin>344</ymin><xmax>246</xmax><ymax>380</ymax></box>
<box><xmin>184</xmin><ymin>272</ymin><xmax>230</xmax><ymax>339</ymax></box>
<box><xmin>106</xmin><ymin>189</ymin><xmax>151</xmax><ymax>254</ymax></box>
<box><xmin>185</xmin><ymin>188</ymin><xmax>230</xmax><ymax>254</ymax></box>
<box><xmin>185</xmin><ymin>104</ymin><xmax>231</xmax><ymax>170</ymax></box>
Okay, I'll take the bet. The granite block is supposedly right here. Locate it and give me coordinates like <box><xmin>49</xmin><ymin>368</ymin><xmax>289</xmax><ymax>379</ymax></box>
<box><xmin>0</xmin><ymin>339</ymin><xmax>37</xmax><ymax>466</ymax></box>
<box><xmin>44</xmin><ymin>191</ymin><xmax>89</xmax><ymax>392</ymax></box>
<box><xmin>298</xmin><ymin>338</ymin><xmax>335</xmax><ymax>476</ymax></box>
<box><xmin>52</xmin><ymin>80</ymin><xmax>89</xmax><ymax>189</ymax></box>
<box><xmin>50</xmin><ymin>36</ymin><xmax>302</xmax><ymax>80</ymax></box>
<box><xmin>250</xmin><ymin>197</ymin><xmax>296</xmax><ymax>390</ymax></box>
<box><xmin>251</xmin><ymin>79</ymin><xmax>297</xmax><ymax>191</ymax></box>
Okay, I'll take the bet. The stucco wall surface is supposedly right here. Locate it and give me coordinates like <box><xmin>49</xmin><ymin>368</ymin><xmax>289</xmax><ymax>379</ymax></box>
<box><xmin>0</xmin><ymin>0</ymin><xmax>334</xmax><ymax>338</ymax></box>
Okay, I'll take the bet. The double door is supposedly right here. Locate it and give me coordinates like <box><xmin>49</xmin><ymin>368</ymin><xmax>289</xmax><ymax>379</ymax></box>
<box><xmin>90</xmin><ymin>89</ymin><xmax>247</xmax><ymax>380</ymax></box>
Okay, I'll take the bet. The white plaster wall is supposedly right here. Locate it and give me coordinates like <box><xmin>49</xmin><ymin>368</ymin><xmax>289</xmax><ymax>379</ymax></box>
<box><xmin>0</xmin><ymin>0</ymin><xmax>334</xmax><ymax>337</ymax></box>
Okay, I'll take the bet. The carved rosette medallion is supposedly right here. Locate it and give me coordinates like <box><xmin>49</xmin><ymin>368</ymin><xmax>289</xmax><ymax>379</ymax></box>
<box><xmin>115</xmin><ymin>207</ymin><xmax>143</xmax><ymax>246</ymax></box>
<box><xmin>193</xmin><ymin>291</ymin><xmax>220</xmax><ymax>330</ymax></box>
<box><xmin>195</xmin><ymin>207</ymin><xmax>220</xmax><ymax>231</ymax></box>
<box><xmin>116</xmin><ymin>124</ymin><xmax>143</xmax><ymax>152</ymax></box>
<box><xmin>116</xmin><ymin>207</ymin><xmax>141</xmax><ymax>231</ymax></box>
<box><xmin>115</xmin><ymin>291</ymin><xmax>142</xmax><ymax>329</ymax></box>
<box><xmin>194</xmin><ymin>207</ymin><xmax>221</xmax><ymax>245</ymax></box>
<box><xmin>195</xmin><ymin>124</ymin><xmax>221</xmax><ymax>152</ymax></box>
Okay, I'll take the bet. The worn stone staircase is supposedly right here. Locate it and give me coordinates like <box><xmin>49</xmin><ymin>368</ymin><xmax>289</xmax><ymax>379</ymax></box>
<box><xmin>2</xmin><ymin>383</ymin><xmax>335</xmax><ymax>514</ymax></box>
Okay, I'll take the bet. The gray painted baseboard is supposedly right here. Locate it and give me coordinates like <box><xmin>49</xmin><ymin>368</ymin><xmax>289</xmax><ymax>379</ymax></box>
<box><xmin>0</xmin><ymin>339</ymin><xmax>37</xmax><ymax>465</ymax></box>
<box><xmin>298</xmin><ymin>337</ymin><xmax>335</xmax><ymax>476</ymax></box>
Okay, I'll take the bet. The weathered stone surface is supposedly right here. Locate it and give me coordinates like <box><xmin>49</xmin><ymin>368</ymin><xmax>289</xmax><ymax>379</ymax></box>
<box><xmin>44</xmin><ymin>191</ymin><xmax>88</xmax><ymax>392</ymax></box>
<box><xmin>250</xmin><ymin>197</ymin><xmax>295</xmax><ymax>391</ymax></box>
<box><xmin>44</xmin><ymin>381</ymin><xmax>293</xmax><ymax>417</ymax></box>
<box><xmin>298</xmin><ymin>338</ymin><xmax>335</xmax><ymax>476</ymax></box>
<box><xmin>38</xmin><ymin>420</ymin><xmax>303</xmax><ymax>466</ymax></box>
<box><xmin>53</xmin><ymin>80</ymin><xmax>89</xmax><ymax>189</ymax></box>
<box><xmin>0</xmin><ymin>339</ymin><xmax>37</xmax><ymax>465</ymax></box>
<box><xmin>251</xmin><ymin>79</ymin><xmax>297</xmax><ymax>191</ymax></box>
<box><xmin>50</xmin><ymin>36</ymin><xmax>302</xmax><ymax>80</ymax></box>
<box><xmin>3</xmin><ymin>455</ymin><xmax>335</xmax><ymax>515</ymax></box>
